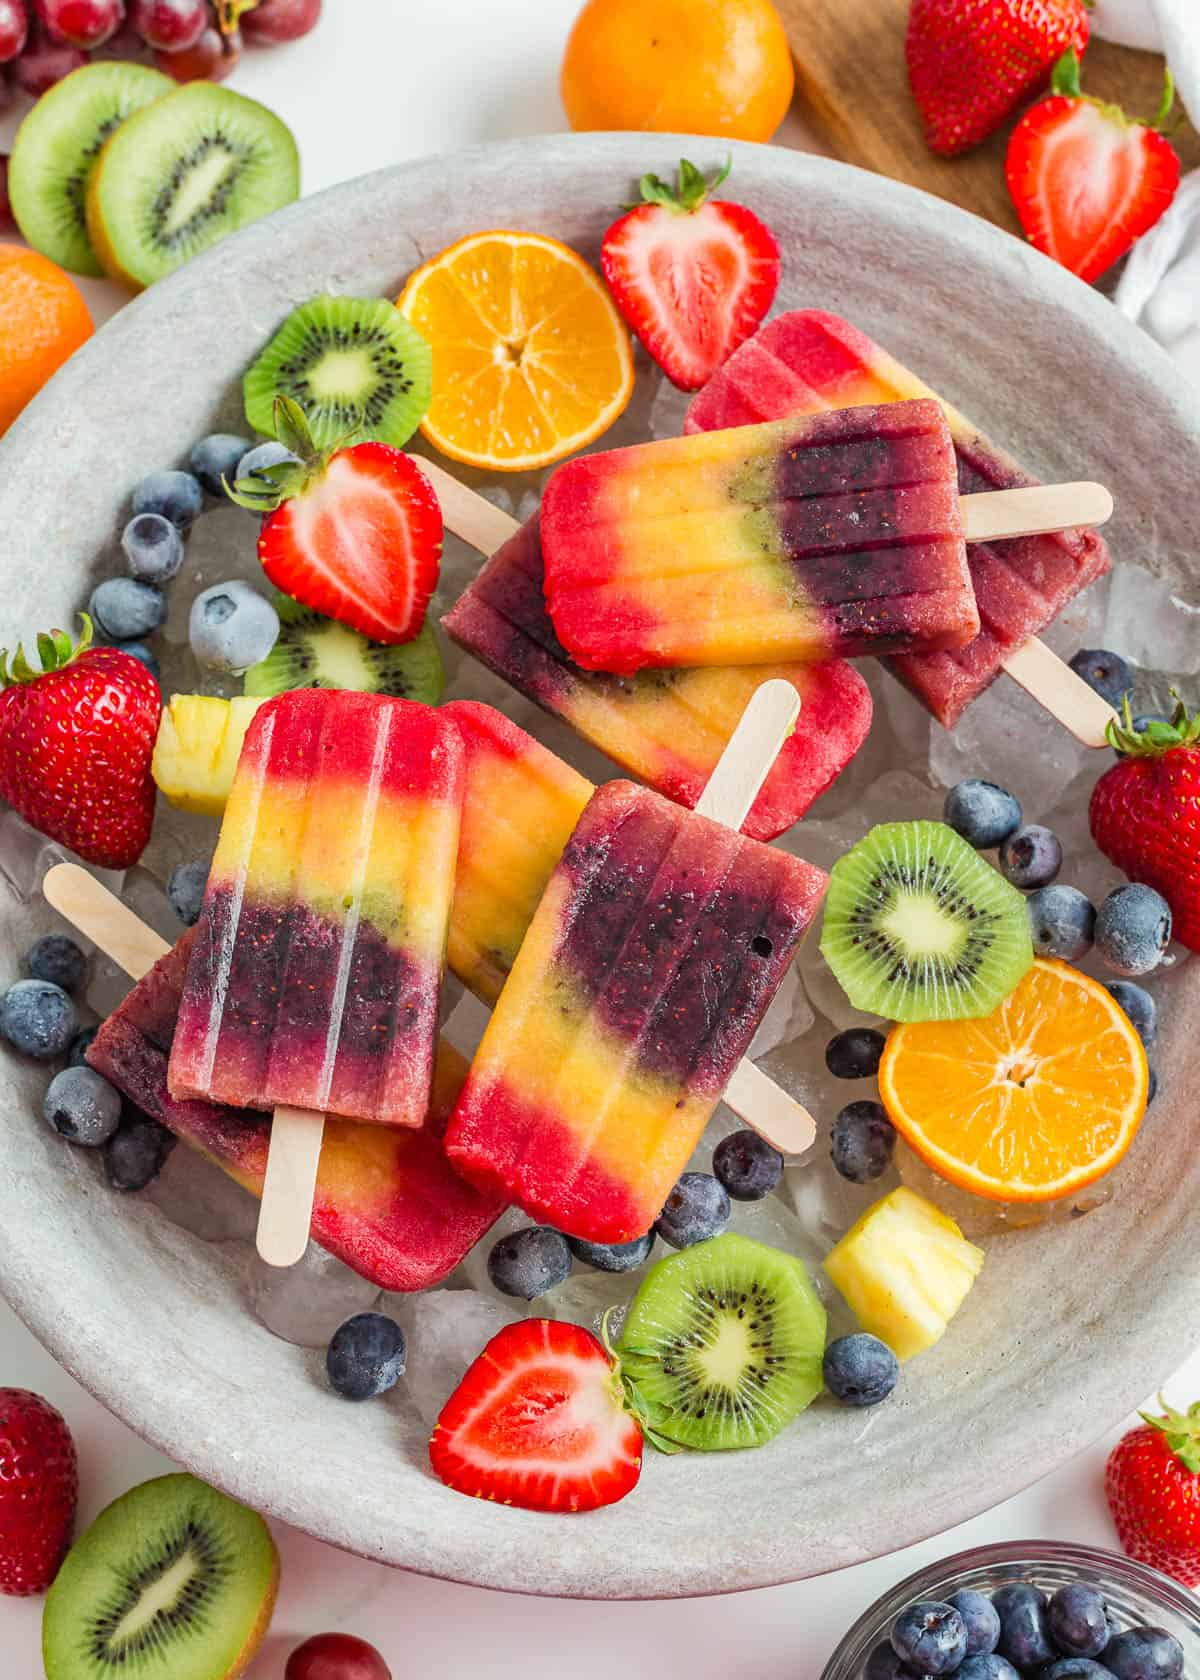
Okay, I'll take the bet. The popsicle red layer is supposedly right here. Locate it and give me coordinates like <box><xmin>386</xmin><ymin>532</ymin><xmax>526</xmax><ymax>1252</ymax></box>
<box><xmin>169</xmin><ymin>690</ymin><xmax>463</xmax><ymax>1127</ymax></box>
<box><xmin>88</xmin><ymin>932</ymin><xmax>506</xmax><ymax>1291</ymax></box>
<box><xmin>444</xmin><ymin>781</ymin><xmax>828</xmax><ymax>1242</ymax></box>
<box><xmin>539</xmin><ymin>399</ymin><xmax>978</xmax><ymax>675</ymax></box>
<box><xmin>685</xmin><ymin>310</ymin><xmax>1112</xmax><ymax>726</ymax></box>
<box><xmin>441</xmin><ymin>516</ymin><xmax>872</xmax><ymax>841</ymax></box>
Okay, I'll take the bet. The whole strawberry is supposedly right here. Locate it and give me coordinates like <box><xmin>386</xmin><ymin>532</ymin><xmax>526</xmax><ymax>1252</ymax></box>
<box><xmin>0</xmin><ymin>1388</ymin><xmax>78</xmax><ymax>1596</ymax></box>
<box><xmin>907</xmin><ymin>0</ymin><xmax>1089</xmax><ymax>157</ymax></box>
<box><xmin>1107</xmin><ymin>1398</ymin><xmax>1200</xmax><ymax>1587</ymax></box>
<box><xmin>1090</xmin><ymin>698</ymin><xmax>1200</xmax><ymax>952</ymax></box>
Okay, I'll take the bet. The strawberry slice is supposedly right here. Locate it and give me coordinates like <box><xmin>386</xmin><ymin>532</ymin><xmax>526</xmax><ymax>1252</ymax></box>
<box><xmin>1006</xmin><ymin>51</ymin><xmax>1181</xmax><ymax>283</ymax></box>
<box><xmin>429</xmin><ymin>1319</ymin><xmax>644</xmax><ymax>1514</ymax></box>
<box><xmin>600</xmin><ymin>159</ymin><xmax>779</xmax><ymax>391</ymax></box>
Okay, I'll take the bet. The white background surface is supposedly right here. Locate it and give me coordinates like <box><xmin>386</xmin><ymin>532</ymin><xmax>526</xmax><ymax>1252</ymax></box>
<box><xmin>2</xmin><ymin>0</ymin><xmax>1198</xmax><ymax>1671</ymax></box>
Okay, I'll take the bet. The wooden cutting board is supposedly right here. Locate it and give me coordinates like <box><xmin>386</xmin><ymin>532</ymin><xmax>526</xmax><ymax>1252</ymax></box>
<box><xmin>777</xmin><ymin>0</ymin><xmax>1199</xmax><ymax>237</ymax></box>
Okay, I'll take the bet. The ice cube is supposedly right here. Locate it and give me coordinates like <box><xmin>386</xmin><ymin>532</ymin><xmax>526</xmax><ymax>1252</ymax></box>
<box><xmin>0</xmin><ymin>808</ymin><xmax>124</xmax><ymax>907</ymax></box>
<box><xmin>245</xmin><ymin>1243</ymin><xmax>381</xmax><ymax>1348</ymax></box>
<box><xmin>782</xmin><ymin>1153</ymin><xmax>885</xmax><ymax>1254</ymax></box>
<box><xmin>748</xmin><ymin>957</ymin><xmax>814</xmax><ymax>1059</ymax></box>
<box><xmin>727</xmin><ymin>1184</ymin><xmax>829</xmax><ymax>1273</ymax></box>
<box><xmin>1101</xmin><ymin>563</ymin><xmax>1200</xmax><ymax>678</ymax></box>
<box><xmin>146</xmin><ymin>1144</ymin><xmax>259</xmax><ymax>1244</ymax></box>
<box><xmin>928</xmin><ymin>678</ymin><xmax>1093</xmax><ymax>822</ymax></box>
<box><xmin>542</xmin><ymin>1267</ymin><xmax>634</xmax><ymax>1339</ymax></box>
<box><xmin>394</xmin><ymin>1290</ymin><xmax>524</xmax><ymax>1427</ymax></box>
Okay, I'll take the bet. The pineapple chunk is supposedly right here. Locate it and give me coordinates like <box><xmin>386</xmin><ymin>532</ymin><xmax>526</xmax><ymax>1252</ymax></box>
<box><xmin>823</xmin><ymin>1186</ymin><xmax>984</xmax><ymax>1362</ymax></box>
<box><xmin>152</xmin><ymin>695</ymin><xmax>265</xmax><ymax>815</ymax></box>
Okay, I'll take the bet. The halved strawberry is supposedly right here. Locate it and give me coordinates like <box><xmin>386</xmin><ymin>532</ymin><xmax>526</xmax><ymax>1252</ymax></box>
<box><xmin>428</xmin><ymin>1318</ymin><xmax>643</xmax><ymax>1514</ymax></box>
<box><xmin>1006</xmin><ymin>51</ymin><xmax>1181</xmax><ymax>283</ymax></box>
<box><xmin>600</xmin><ymin>159</ymin><xmax>779</xmax><ymax>392</ymax></box>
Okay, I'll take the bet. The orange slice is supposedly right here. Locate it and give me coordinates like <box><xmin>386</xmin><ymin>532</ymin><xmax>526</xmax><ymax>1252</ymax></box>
<box><xmin>397</xmin><ymin>230</ymin><xmax>634</xmax><ymax>473</ymax></box>
<box><xmin>878</xmin><ymin>959</ymin><xmax>1149</xmax><ymax>1204</ymax></box>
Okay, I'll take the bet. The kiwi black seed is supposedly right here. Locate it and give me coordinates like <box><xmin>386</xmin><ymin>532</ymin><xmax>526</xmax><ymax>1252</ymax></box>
<box><xmin>85</xmin><ymin>83</ymin><xmax>300</xmax><ymax>291</ymax></box>
<box><xmin>9</xmin><ymin>62</ymin><xmax>173</xmax><ymax>276</ymax></box>
<box><xmin>243</xmin><ymin>294</ymin><xmax>433</xmax><ymax>451</ymax></box>
<box><xmin>242</xmin><ymin>593</ymin><xmax>444</xmax><ymax>701</ymax></box>
<box><xmin>617</xmin><ymin>1231</ymin><xmax>826</xmax><ymax>1451</ymax></box>
<box><xmin>42</xmin><ymin>1472</ymin><xmax>278</xmax><ymax>1680</ymax></box>
<box><xmin>819</xmin><ymin>819</ymin><xmax>1034</xmax><ymax>1023</ymax></box>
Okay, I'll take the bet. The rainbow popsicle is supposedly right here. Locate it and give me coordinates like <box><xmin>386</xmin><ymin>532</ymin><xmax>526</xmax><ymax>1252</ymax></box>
<box><xmin>685</xmin><ymin>310</ymin><xmax>1112</xmax><ymax>727</ymax></box>
<box><xmin>444</xmin><ymin>780</ymin><xmax>828</xmax><ymax>1242</ymax></box>
<box><xmin>540</xmin><ymin>399</ymin><xmax>979</xmax><ymax>675</ymax></box>
<box><xmin>169</xmin><ymin>690</ymin><xmax>463</xmax><ymax>1127</ymax></box>
<box><xmin>441</xmin><ymin>515</ymin><xmax>872</xmax><ymax>841</ymax></box>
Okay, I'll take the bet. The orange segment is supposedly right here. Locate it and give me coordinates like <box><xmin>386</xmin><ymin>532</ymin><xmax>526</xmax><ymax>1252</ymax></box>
<box><xmin>397</xmin><ymin>230</ymin><xmax>633</xmax><ymax>472</ymax></box>
<box><xmin>878</xmin><ymin>959</ymin><xmax>1149</xmax><ymax>1204</ymax></box>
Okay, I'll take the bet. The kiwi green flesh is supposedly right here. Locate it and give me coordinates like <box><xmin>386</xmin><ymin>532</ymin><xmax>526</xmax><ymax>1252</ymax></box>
<box><xmin>243</xmin><ymin>294</ymin><xmax>433</xmax><ymax>451</ymax></box>
<box><xmin>618</xmin><ymin>1232</ymin><xmax>826</xmax><ymax>1452</ymax></box>
<box><xmin>42</xmin><ymin>1472</ymin><xmax>278</xmax><ymax>1680</ymax></box>
<box><xmin>9</xmin><ymin>63</ymin><xmax>173</xmax><ymax>277</ymax></box>
<box><xmin>243</xmin><ymin>597</ymin><xmax>443</xmax><ymax>701</ymax></box>
<box><xmin>820</xmin><ymin>819</ymin><xmax>1034</xmax><ymax>1024</ymax></box>
<box><xmin>87</xmin><ymin>83</ymin><xmax>300</xmax><ymax>289</ymax></box>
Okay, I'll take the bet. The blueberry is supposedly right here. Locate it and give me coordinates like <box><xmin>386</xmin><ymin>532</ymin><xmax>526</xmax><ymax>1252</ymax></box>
<box><xmin>891</xmin><ymin>1601</ymin><xmax>968</xmax><ymax>1675</ymax></box>
<box><xmin>1147</xmin><ymin>1066</ymin><xmax>1158</xmax><ymax>1104</ymax></box>
<box><xmin>712</xmin><ymin>1129</ymin><xmax>783</xmax><ymax>1201</ymax></box>
<box><xmin>1069</xmin><ymin>648</ymin><xmax>1135</xmax><ymax>708</ymax></box>
<box><xmin>236</xmin><ymin>439</ymin><xmax>299</xmax><ymax>485</ymax></box>
<box><xmin>189</xmin><ymin>581</ymin><xmax>280</xmax><ymax>673</ymax></box>
<box><xmin>999</xmin><ymin>824</ymin><xmax>1062</xmax><ymax>890</ymax></box>
<box><xmin>121</xmin><ymin>512</ymin><xmax>184</xmax><ymax>585</ymax></box>
<box><xmin>1102</xmin><ymin>1628</ymin><xmax>1184</xmax><ymax>1680</ymax></box>
<box><xmin>326</xmin><ymin>1311</ymin><xmax>406</xmax><ymax>1401</ymax></box>
<box><xmin>655</xmin><ymin>1172</ymin><xmax>731</xmax><ymax>1248</ymax></box>
<box><xmin>103</xmin><ymin>1113</ymin><xmax>174</xmax><ymax>1191</ymax></box>
<box><xmin>167</xmin><ymin>858</ymin><xmax>209</xmax><ymax>927</ymax></box>
<box><xmin>565</xmin><ymin>1231</ymin><xmax>655</xmax><ymax>1273</ymax></box>
<box><xmin>992</xmin><ymin>1582</ymin><xmax>1054</xmax><ymax>1669</ymax></box>
<box><xmin>67</xmin><ymin>1026</ymin><xmax>99</xmax><ymax>1068</ymax></box>
<box><xmin>1095</xmin><ymin>884</ymin><xmax>1172</xmax><ymax>976</ymax></box>
<box><xmin>1027</xmin><ymin>885</ymin><xmax>1095</xmax><ymax>961</ymax></box>
<box><xmin>947</xmin><ymin>1591</ymin><xmax>1001</xmax><ymax>1658</ymax></box>
<box><xmin>1043</xmin><ymin>1663</ymin><xmax>1113</xmax><ymax>1680</ymax></box>
<box><xmin>831</xmin><ymin>1100</ymin><xmax>896</xmax><ymax>1183</ymax></box>
<box><xmin>1103</xmin><ymin>980</ymin><xmax>1157</xmax><ymax>1047</ymax></box>
<box><xmin>1047</xmin><ymin>1583</ymin><xmax>1111</xmax><ymax>1658</ymax></box>
<box><xmin>823</xmin><ymin>1333</ymin><xmax>898</xmax><ymax>1406</ymax></box>
<box><xmin>825</xmin><ymin>1026</ymin><xmax>886</xmax><ymax>1080</ymax></box>
<box><xmin>89</xmin><ymin>577</ymin><xmax>167</xmax><ymax>641</ymax></box>
<box><xmin>25</xmin><ymin>934</ymin><xmax>87</xmax><ymax>994</ymax></box>
<box><xmin>487</xmin><ymin>1225</ymin><xmax>572</xmax><ymax>1298</ymax></box>
<box><xmin>864</xmin><ymin>1642</ymin><xmax>912</xmax><ymax>1680</ymax></box>
<box><xmin>958</xmin><ymin>1658</ymin><xmax>1020</xmax><ymax>1680</ymax></box>
<box><xmin>943</xmin><ymin>780</ymin><xmax>1022</xmax><ymax>849</ymax></box>
<box><xmin>189</xmin><ymin>432</ymin><xmax>252</xmax><ymax>495</ymax></box>
<box><xmin>113</xmin><ymin>640</ymin><xmax>160</xmax><ymax>681</ymax></box>
<box><xmin>132</xmin><ymin>468</ymin><xmax>203</xmax><ymax>528</ymax></box>
<box><xmin>43</xmin><ymin>1066</ymin><xmax>122</xmax><ymax>1146</ymax></box>
<box><xmin>0</xmin><ymin>980</ymin><xmax>77</xmax><ymax>1059</ymax></box>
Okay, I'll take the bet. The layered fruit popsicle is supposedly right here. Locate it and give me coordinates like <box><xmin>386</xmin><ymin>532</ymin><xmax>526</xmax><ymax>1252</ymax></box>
<box><xmin>540</xmin><ymin>399</ymin><xmax>979</xmax><ymax>675</ymax></box>
<box><xmin>89</xmin><ymin>931</ymin><xmax>506</xmax><ymax>1291</ymax></box>
<box><xmin>442</xmin><ymin>515</ymin><xmax>872</xmax><ymax>841</ymax></box>
<box><xmin>169</xmin><ymin>690</ymin><xmax>463</xmax><ymax>1127</ymax></box>
<box><xmin>685</xmin><ymin>310</ymin><xmax>1112</xmax><ymax>727</ymax></box>
<box><xmin>444</xmin><ymin>780</ymin><xmax>828</xmax><ymax>1242</ymax></box>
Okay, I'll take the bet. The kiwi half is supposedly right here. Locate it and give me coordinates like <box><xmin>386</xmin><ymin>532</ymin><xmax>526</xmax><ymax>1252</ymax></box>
<box><xmin>243</xmin><ymin>592</ymin><xmax>444</xmax><ymax>701</ymax></box>
<box><xmin>9</xmin><ymin>62</ymin><xmax>173</xmax><ymax>276</ymax></box>
<box><xmin>820</xmin><ymin>819</ymin><xmax>1034</xmax><ymax>1023</ymax></box>
<box><xmin>86</xmin><ymin>83</ymin><xmax>300</xmax><ymax>291</ymax></box>
<box><xmin>243</xmin><ymin>295</ymin><xmax>433</xmax><ymax>450</ymax></box>
<box><xmin>618</xmin><ymin>1232</ymin><xmax>826</xmax><ymax>1451</ymax></box>
<box><xmin>42</xmin><ymin>1472</ymin><xmax>278</xmax><ymax>1680</ymax></box>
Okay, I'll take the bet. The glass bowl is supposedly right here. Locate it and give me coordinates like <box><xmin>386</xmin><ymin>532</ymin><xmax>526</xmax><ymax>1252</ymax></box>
<box><xmin>821</xmin><ymin>1542</ymin><xmax>1200</xmax><ymax>1680</ymax></box>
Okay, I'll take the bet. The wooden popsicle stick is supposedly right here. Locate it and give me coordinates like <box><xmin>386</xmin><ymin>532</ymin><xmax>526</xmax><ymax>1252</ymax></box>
<box><xmin>417</xmin><ymin>457</ymin><xmax>519</xmax><ymax>554</ymax></box>
<box><xmin>960</xmin><ymin>482</ymin><xmax>1113</xmax><ymax>543</ymax></box>
<box><xmin>44</xmin><ymin>862</ymin><xmax>169</xmax><ymax>980</ymax></box>
<box><xmin>1000</xmin><ymin>637</ymin><xmax>1118</xmax><ymax>749</ymax></box>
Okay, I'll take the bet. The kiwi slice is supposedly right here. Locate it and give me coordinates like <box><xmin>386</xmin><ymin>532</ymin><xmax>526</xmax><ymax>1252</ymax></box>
<box><xmin>42</xmin><ymin>1472</ymin><xmax>278</xmax><ymax>1680</ymax></box>
<box><xmin>618</xmin><ymin>1232</ymin><xmax>826</xmax><ymax>1452</ymax></box>
<box><xmin>86</xmin><ymin>83</ymin><xmax>300</xmax><ymax>291</ymax></box>
<box><xmin>819</xmin><ymin>819</ymin><xmax>1034</xmax><ymax>1024</ymax></box>
<box><xmin>243</xmin><ymin>592</ymin><xmax>444</xmax><ymax>701</ymax></box>
<box><xmin>243</xmin><ymin>295</ymin><xmax>433</xmax><ymax>451</ymax></box>
<box><xmin>8</xmin><ymin>62</ymin><xmax>173</xmax><ymax>277</ymax></box>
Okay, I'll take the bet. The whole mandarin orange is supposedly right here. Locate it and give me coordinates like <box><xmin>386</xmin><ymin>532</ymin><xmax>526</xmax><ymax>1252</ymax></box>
<box><xmin>0</xmin><ymin>245</ymin><xmax>92</xmax><ymax>437</ymax></box>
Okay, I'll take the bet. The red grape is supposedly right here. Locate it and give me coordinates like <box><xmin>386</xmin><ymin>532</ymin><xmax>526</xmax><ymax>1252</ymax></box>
<box><xmin>0</xmin><ymin>0</ymin><xmax>27</xmax><ymax>62</ymax></box>
<box><xmin>130</xmin><ymin>0</ymin><xmax>206</xmax><ymax>50</ymax></box>
<box><xmin>0</xmin><ymin>154</ymin><xmax>14</xmax><ymax>236</ymax></box>
<box><xmin>36</xmin><ymin>0</ymin><xmax>126</xmax><ymax>48</ymax></box>
<box><xmin>284</xmin><ymin>1633</ymin><xmax>392</xmax><ymax>1680</ymax></box>
<box><xmin>13</xmin><ymin>28</ymin><xmax>88</xmax><ymax>93</ymax></box>
<box><xmin>153</xmin><ymin>21</ymin><xmax>240</xmax><ymax>79</ymax></box>
<box><xmin>242</xmin><ymin>0</ymin><xmax>320</xmax><ymax>44</ymax></box>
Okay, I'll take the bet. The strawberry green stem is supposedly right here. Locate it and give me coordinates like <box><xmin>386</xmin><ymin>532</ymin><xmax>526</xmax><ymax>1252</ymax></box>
<box><xmin>1105</xmin><ymin>692</ymin><xmax>1200</xmax><ymax>758</ymax></box>
<box><xmin>1143</xmin><ymin>1396</ymin><xmax>1200</xmax><ymax>1475</ymax></box>
<box><xmin>633</xmin><ymin>157</ymin><xmax>732</xmax><ymax>215</ymax></box>
<box><xmin>0</xmin><ymin>615</ymin><xmax>93</xmax><ymax>688</ymax></box>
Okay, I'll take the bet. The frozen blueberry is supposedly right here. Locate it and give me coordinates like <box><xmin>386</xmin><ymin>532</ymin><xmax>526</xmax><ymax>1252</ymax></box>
<box><xmin>1095</xmin><ymin>884</ymin><xmax>1172</xmax><ymax>976</ymax></box>
<box><xmin>831</xmin><ymin>1101</ymin><xmax>896</xmax><ymax>1184</ymax></box>
<box><xmin>103</xmin><ymin>1114</ymin><xmax>174</xmax><ymax>1191</ymax></box>
<box><xmin>1102</xmin><ymin>1628</ymin><xmax>1184</xmax><ymax>1680</ymax></box>
<box><xmin>712</xmin><ymin>1129</ymin><xmax>784</xmax><ymax>1201</ymax></box>
<box><xmin>113</xmin><ymin>640</ymin><xmax>160</xmax><ymax>681</ymax></box>
<box><xmin>992</xmin><ymin>1583</ymin><xmax>1054</xmax><ymax>1669</ymax></box>
<box><xmin>0</xmin><ymin>980</ymin><xmax>77</xmax><ymax>1059</ymax></box>
<box><xmin>958</xmin><ymin>1658</ymin><xmax>1020</xmax><ymax>1680</ymax></box>
<box><xmin>999</xmin><ymin>824</ymin><xmax>1062</xmax><ymax>890</ymax></box>
<box><xmin>891</xmin><ymin>1601</ymin><xmax>968</xmax><ymax>1675</ymax></box>
<box><xmin>43</xmin><ymin>1066</ymin><xmax>121</xmax><ymax>1146</ymax></box>
<box><xmin>1043</xmin><ymin>1663</ymin><xmax>1113</xmax><ymax>1680</ymax></box>
<box><xmin>1047</xmin><ymin>1583</ymin><xmax>1110</xmax><ymax>1659</ymax></box>
<box><xmin>655</xmin><ymin>1172</ymin><xmax>731</xmax><ymax>1248</ymax></box>
<box><xmin>132</xmin><ymin>468</ymin><xmax>203</xmax><ymax>527</ymax></box>
<box><xmin>948</xmin><ymin>1591</ymin><xmax>1001</xmax><ymax>1658</ymax></box>
<box><xmin>89</xmin><ymin>577</ymin><xmax>167</xmax><ymax>641</ymax></box>
<box><xmin>1105</xmin><ymin>981</ymin><xmax>1158</xmax><ymax>1047</ymax></box>
<box><xmin>823</xmin><ymin>1333</ymin><xmax>898</xmax><ymax>1407</ymax></box>
<box><xmin>487</xmin><ymin>1225</ymin><xmax>572</xmax><ymax>1298</ymax></box>
<box><xmin>1069</xmin><ymin>648</ymin><xmax>1135</xmax><ymax>708</ymax></box>
<box><xmin>1027</xmin><ymin>885</ymin><xmax>1095</xmax><ymax>961</ymax></box>
<box><xmin>1147</xmin><ymin>1066</ymin><xmax>1159</xmax><ymax>1104</ymax></box>
<box><xmin>825</xmin><ymin>1026</ymin><xmax>886</xmax><ymax>1080</ymax></box>
<box><xmin>189</xmin><ymin>431</ymin><xmax>252</xmax><ymax>495</ymax></box>
<box><xmin>167</xmin><ymin>858</ymin><xmax>209</xmax><ymax>927</ymax></box>
<box><xmin>565</xmin><ymin>1231</ymin><xmax>655</xmax><ymax>1273</ymax></box>
<box><xmin>25</xmin><ymin>934</ymin><xmax>87</xmax><ymax>994</ymax></box>
<box><xmin>326</xmin><ymin>1311</ymin><xmax>406</xmax><ymax>1401</ymax></box>
<box><xmin>121</xmin><ymin>512</ymin><xmax>184</xmax><ymax>584</ymax></box>
<box><xmin>189</xmin><ymin>580</ymin><xmax>280</xmax><ymax>674</ymax></box>
<box><xmin>236</xmin><ymin>439</ymin><xmax>299</xmax><ymax>485</ymax></box>
<box><xmin>67</xmin><ymin>1026</ymin><xmax>98</xmax><ymax>1068</ymax></box>
<box><xmin>864</xmin><ymin>1642</ymin><xmax>912</xmax><ymax>1680</ymax></box>
<box><xmin>943</xmin><ymin>780</ymin><xmax>1022</xmax><ymax>849</ymax></box>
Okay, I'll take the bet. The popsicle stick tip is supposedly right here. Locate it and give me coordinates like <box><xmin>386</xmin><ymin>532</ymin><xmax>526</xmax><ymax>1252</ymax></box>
<box><xmin>257</xmin><ymin>1105</ymin><xmax>326</xmax><ymax>1269</ymax></box>
<box><xmin>1001</xmin><ymin>635</ymin><xmax>1118</xmax><ymax>748</ymax></box>
<box><xmin>961</xmin><ymin>482</ymin><xmax>1114</xmax><ymax>543</ymax></box>
<box><xmin>416</xmin><ymin>455</ymin><xmax>521</xmax><ymax>556</ymax></box>
<box><xmin>43</xmin><ymin>861</ymin><xmax>171</xmax><ymax>981</ymax></box>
